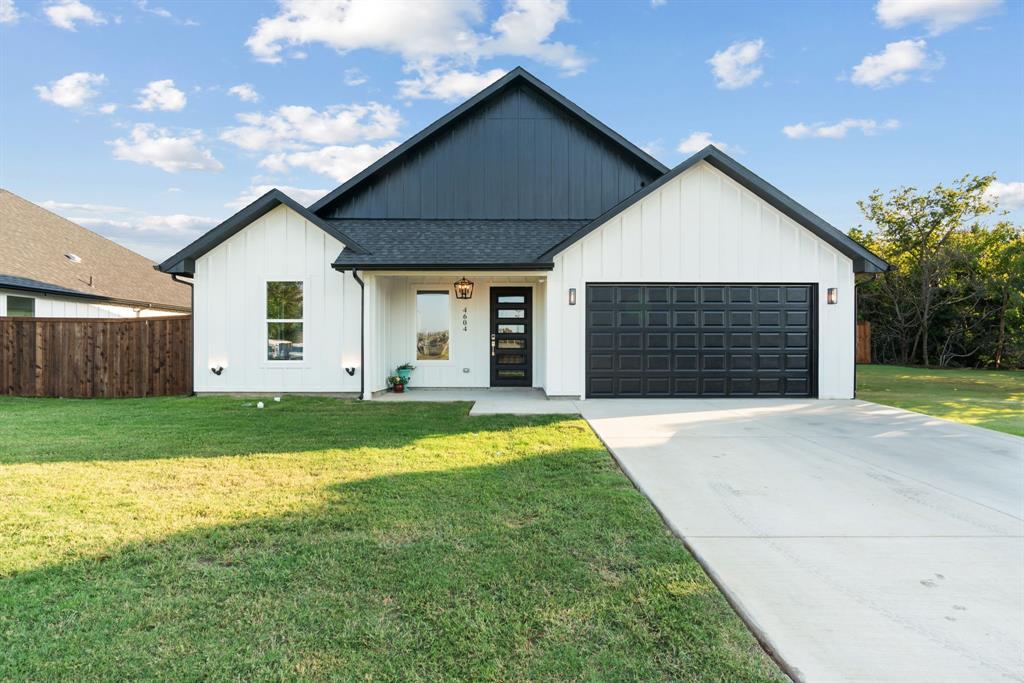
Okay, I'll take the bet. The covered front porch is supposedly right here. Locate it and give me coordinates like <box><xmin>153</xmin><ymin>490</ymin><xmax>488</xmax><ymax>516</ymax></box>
<box><xmin>359</xmin><ymin>271</ymin><xmax>550</xmax><ymax>399</ymax></box>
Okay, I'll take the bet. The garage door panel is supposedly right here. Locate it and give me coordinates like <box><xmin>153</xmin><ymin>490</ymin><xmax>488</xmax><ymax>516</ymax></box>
<box><xmin>587</xmin><ymin>284</ymin><xmax>814</xmax><ymax>398</ymax></box>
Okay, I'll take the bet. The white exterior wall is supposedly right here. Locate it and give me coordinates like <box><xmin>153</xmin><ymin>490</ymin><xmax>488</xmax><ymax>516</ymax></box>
<box><xmin>545</xmin><ymin>161</ymin><xmax>857</xmax><ymax>399</ymax></box>
<box><xmin>192</xmin><ymin>204</ymin><xmax>361</xmax><ymax>393</ymax></box>
<box><xmin>376</xmin><ymin>276</ymin><xmax>546</xmax><ymax>392</ymax></box>
<box><xmin>1</xmin><ymin>289</ymin><xmax>182</xmax><ymax>318</ymax></box>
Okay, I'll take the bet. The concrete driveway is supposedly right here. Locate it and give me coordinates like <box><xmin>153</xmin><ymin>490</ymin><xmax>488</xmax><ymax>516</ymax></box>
<box><xmin>579</xmin><ymin>399</ymin><xmax>1024</xmax><ymax>683</ymax></box>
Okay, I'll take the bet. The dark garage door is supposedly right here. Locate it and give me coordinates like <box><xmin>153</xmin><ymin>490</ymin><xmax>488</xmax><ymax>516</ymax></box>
<box><xmin>586</xmin><ymin>284</ymin><xmax>815</xmax><ymax>398</ymax></box>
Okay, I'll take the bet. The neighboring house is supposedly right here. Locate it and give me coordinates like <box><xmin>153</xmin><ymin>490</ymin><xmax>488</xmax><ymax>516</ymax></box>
<box><xmin>158</xmin><ymin>67</ymin><xmax>887</xmax><ymax>400</ymax></box>
<box><xmin>0</xmin><ymin>189</ymin><xmax>190</xmax><ymax>318</ymax></box>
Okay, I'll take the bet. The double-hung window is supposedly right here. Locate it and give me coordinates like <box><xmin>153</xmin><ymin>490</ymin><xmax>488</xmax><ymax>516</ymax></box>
<box><xmin>5</xmin><ymin>295</ymin><xmax>34</xmax><ymax>317</ymax></box>
<box><xmin>266</xmin><ymin>281</ymin><xmax>304</xmax><ymax>361</ymax></box>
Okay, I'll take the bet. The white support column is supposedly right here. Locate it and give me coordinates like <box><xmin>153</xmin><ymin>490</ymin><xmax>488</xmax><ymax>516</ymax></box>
<box><xmin>361</xmin><ymin>273</ymin><xmax>376</xmax><ymax>400</ymax></box>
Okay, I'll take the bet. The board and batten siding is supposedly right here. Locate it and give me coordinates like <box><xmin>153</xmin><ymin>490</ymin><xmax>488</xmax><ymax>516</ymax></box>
<box><xmin>193</xmin><ymin>204</ymin><xmax>361</xmax><ymax>393</ymax></box>
<box><xmin>544</xmin><ymin>161</ymin><xmax>857</xmax><ymax>399</ymax></box>
<box><xmin>372</xmin><ymin>276</ymin><xmax>546</xmax><ymax>392</ymax></box>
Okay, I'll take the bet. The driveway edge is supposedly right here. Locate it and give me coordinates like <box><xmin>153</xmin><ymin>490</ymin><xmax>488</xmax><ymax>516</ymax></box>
<box><xmin>586</xmin><ymin>424</ymin><xmax>803</xmax><ymax>683</ymax></box>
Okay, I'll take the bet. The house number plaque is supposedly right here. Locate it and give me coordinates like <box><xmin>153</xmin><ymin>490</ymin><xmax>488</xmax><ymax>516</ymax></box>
<box><xmin>461</xmin><ymin>308</ymin><xmax>468</xmax><ymax>331</ymax></box>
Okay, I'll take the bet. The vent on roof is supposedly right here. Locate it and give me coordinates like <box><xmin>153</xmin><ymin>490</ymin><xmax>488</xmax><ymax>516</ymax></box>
<box><xmin>65</xmin><ymin>253</ymin><xmax>82</xmax><ymax>263</ymax></box>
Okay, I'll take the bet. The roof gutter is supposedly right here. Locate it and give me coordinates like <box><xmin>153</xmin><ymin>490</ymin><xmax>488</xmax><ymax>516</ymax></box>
<box><xmin>330</xmin><ymin>262</ymin><xmax>554</xmax><ymax>272</ymax></box>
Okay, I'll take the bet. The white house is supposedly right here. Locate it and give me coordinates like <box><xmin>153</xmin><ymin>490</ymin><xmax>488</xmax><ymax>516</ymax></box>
<box><xmin>158</xmin><ymin>68</ymin><xmax>887</xmax><ymax>400</ymax></box>
<box><xmin>1</xmin><ymin>189</ymin><xmax>190</xmax><ymax>318</ymax></box>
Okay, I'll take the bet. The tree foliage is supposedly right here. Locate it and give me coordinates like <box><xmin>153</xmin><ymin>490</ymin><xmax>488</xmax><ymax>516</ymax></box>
<box><xmin>851</xmin><ymin>175</ymin><xmax>1024</xmax><ymax>369</ymax></box>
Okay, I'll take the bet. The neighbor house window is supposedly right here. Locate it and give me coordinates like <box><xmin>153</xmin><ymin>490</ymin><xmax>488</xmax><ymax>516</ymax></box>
<box><xmin>416</xmin><ymin>290</ymin><xmax>450</xmax><ymax>361</ymax></box>
<box><xmin>266</xmin><ymin>281</ymin><xmax>303</xmax><ymax>361</ymax></box>
<box><xmin>6</xmin><ymin>295</ymin><xmax>34</xmax><ymax>317</ymax></box>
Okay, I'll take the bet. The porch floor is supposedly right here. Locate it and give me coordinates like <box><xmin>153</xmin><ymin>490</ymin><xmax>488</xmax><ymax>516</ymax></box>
<box><xmin>376</xmin><ymin>388</ymin><xmax>580</xmax><ymax>416</ymax></box>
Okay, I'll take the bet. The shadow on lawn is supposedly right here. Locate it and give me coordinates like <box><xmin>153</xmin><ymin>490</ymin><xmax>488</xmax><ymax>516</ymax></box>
<box><xmin>1</xmin><ymin>449</ymin><xmax>784</xmax><ymax>683</ymax></box>
<box><xmin>0</xmin><ymin>396</ymin><xmax>569</xmax><ymax>465</ymax></box>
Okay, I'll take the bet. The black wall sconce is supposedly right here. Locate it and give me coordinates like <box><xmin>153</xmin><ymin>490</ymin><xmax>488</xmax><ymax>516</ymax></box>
<box><xmin>827</xmin><ymin>287</ymin><xmax>838</xmax><ymax>305</ymax></box>
<box><xmin>345</xmin><ymin>367</ymin><xmax>357</xmax><ymax>376</ymax></box>
<box><xmin>568</xmin><ymin>287</ymin><xmax>577</xmax><ymax>305</ymax></box>
<box><xmin>210</xmin><ymin>366</ymin><xmax>224</xmax><ymax>376</ymax></box>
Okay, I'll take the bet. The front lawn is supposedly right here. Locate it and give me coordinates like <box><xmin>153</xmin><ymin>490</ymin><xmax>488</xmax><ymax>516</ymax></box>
<box><xmin>857</xmin><ymin>365</ymin><xmax>1024</xmax><ymax>436</ymax></box>
<box><xmin>0</xmin><ymin>396</ymin><xmax>783</xmax><ymax>682</ymax></box>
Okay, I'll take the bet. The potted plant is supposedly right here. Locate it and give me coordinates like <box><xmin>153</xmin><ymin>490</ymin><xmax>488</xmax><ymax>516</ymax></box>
<box><xmin>387</xmin><ymin>374</ymin><xmax>409</xmax><ymax>393</ymax></box>
<box><xmin>396</xmin><ymin>363</ymin><xmax>416</xmax><ymax>383</ymax></box>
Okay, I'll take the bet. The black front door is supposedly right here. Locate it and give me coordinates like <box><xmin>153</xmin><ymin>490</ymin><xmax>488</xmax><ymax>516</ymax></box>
<box><xmin>490</xmin><ymin>287</ymin><xmax>532</xmax><ymax>387</ymax></box>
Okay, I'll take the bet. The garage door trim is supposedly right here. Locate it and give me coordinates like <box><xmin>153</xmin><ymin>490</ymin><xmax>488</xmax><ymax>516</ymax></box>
<box><xmin>585</xmin><ymin>282</ymin><xmax>818</xmax><ymax>399</ymax></box>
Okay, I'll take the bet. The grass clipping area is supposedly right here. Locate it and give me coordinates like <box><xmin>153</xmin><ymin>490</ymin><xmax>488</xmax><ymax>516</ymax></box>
<box><xmin>0</xmin><ymin>396</ymin><xmax>784</xmax><ymax>682</ymax></box>
<box><xmin>857</xmin><ymin>365</ymin><xmax>1024</xmax><ymax>437</ymax></box>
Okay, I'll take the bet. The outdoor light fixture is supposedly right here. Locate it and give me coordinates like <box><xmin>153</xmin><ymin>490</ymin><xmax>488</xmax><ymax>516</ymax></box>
<box><xmin>345</xmin><ymin>367</ymin><xmax>357</xmax><ymax>376</ymax></box>
<box><xmin>454</xmin><ymin>277</ymin><xmax>474</xmax><ymax>299</ymax></box>
<box><xmin>568</xmin><ymin>287</ymin><xmax>577</xmax><ymax>305</ymax></box>
<box><xmin>827</xmin><ymin>287</ymin><xmax>838</xmax><ymax>305</ymax></box>
<box><xmin>210</xmin><ymin>366</ymin><xmax>224</xmax><ymax>376</ymax></box>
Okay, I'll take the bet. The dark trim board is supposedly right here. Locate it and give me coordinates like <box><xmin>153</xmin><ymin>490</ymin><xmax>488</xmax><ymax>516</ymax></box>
<box><xmin>156</xmin><ymin>189</ymin><xmax>369</xmax><ymax>276</ymax></box>
<box><xmin>332</xmin><ymin>262</ymin><xmax>554</xmax><ymax>272</ymax></box>
<box><xmin>309</xmin><ymin>67</ymin><xmax>668</xmax><ymax>216</ymax></box>
<box><xmin>540</xmin><ymin>146</ymin><xmax>889</xmax><ymax>274</ymax></box>
<box><xmin>585</xmin><ymin>282</ymin><xmax>815</xmax><ymax>401</ymax></box>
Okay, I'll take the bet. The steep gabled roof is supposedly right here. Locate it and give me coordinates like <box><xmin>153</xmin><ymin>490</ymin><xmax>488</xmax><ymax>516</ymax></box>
<box><xmin>156</xmin><ymin>189</ymin><xmax>368</xmax><ymax>275</ymax></box>
<box><xmin>539</xmin><ymin>146</ymin><xmax>891</xmax><ymax>273</ymax></box>
<box><xmin>308</xmin><ymin>66</ymin><xmax>668</xmax><ymax>217</ymax></box>
<box><xmin>0</xmin><ymin>189</ymin><xmax>190</xmax><ymax>310</ymax></box>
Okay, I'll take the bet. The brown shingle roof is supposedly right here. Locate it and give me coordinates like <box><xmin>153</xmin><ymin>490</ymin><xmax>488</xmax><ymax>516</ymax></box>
<box><xmin>0</xmin><ymin>189</ymin><xmax>190</xmax><ymax>310</ymax></box>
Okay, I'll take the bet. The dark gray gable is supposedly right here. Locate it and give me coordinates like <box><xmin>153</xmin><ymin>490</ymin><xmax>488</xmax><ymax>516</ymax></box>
<box><xmin>156</xmin><ymin>189</ymin><xmax>367</xmax><ymax>276</ymax></box>
<box><xmin>313</xmin><ymin>68</ymin><xmax>666</xmax><ymax>221</ymax></box>
<box><xmin>539</xmin><ymin>145</ymin><xmax>891</xmax><ymax>273</ymax></box>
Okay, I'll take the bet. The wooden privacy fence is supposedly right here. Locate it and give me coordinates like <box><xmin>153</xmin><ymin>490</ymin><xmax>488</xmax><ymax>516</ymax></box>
<box><xmin>856</xmin><ymin>321</ymin><xmax>872</xmax><ymax>364</ymax></box>
<box><xmin>0</xmin><ymin>316</ymin><xmax>192</xmax><ymax>398</ymax></box>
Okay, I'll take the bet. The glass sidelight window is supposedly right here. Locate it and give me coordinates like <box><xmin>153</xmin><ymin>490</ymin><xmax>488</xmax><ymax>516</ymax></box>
<box><xmin>416</xmin><ymin>290</ymin><xmax>450</xmax><ymax>361</ymax></box>
<box><xmin>267</xmin><ymin>281</ymin><xmax>303</xmax><ymax>361</ymax></box>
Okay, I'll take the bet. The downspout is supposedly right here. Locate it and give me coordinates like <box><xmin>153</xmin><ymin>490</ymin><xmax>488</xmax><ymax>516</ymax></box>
<box><xmin>351</xmin><ymin>270</ymin><xmax>365</xmax><ymax>400</ymax></box>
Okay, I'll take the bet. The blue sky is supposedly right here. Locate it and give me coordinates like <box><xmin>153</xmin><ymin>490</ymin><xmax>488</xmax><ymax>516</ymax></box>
<box><xmin>1</xmin><ymin>0</ymin><xmax>1021</xmax><ymax>260</ymax></box>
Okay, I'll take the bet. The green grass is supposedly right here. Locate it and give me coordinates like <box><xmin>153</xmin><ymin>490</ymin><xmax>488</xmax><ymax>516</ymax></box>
<box><xmin>857</xmin><ymin>365</ymin><xmax>1024</xmax><ymax>436</ymax></box>
<box><xmin>0</xmin><ymin>396</ymin><xmax>783</xmax><ymax>682</ymax></box>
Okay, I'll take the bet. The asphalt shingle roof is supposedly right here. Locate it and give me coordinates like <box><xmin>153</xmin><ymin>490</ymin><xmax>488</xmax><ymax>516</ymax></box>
<box><xmin>1</xmin><ymin>189</ymin><xmax>191</xmax><ymax>309</ymax></box>
<box><xmin>329</xmin><ymin>219</ymin><xmax>588</xmax><ymax>268</ymax></box>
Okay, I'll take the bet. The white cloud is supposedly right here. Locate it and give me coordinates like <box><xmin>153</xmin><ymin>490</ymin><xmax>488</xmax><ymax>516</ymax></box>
<box><xmin>221</xmin><ymin>102</ymin><xmax>401</xmax><ymax>152</ymax></box>
<box><xmin>875</xmin><ymin>0</ymin><xmax>1002</xmax><ymax>35</ymax></box>
<box><xmin>1</xmin><ymin>0</ymin><xmax>21</xmax><ymax>24</ymax></box>
<box><xmin>707</xmin><ymin>39</ymin><xmax>764</xmax><ymax>89</ymax></box>
<box><xmin>45</xmin><ymin>0</ymin><xmax>105</xmax><ymax>30</ymax></box>
<box><xmin>783</xmin><ymin>118</ymin><xmax>901</xmax><ymax>139</ymax></box>
<box><xmin>226</xmin><ymin>183</ymin><xmax>328</xmax><ymax>210</ymax></box>
<box><xmin>134</xmin><ymin>79</ymin><xmax>188</xmax><ymax>111</ymax></box>
<box><xmin>76</xmin><ymin>213</ymin><xmax>215</xmax><ymax>235</ymax></box>
<box><xmin>99</xmin><ymin>102</ymin><xmax>118</xmax><ymax>114</ymax></box>
<box><xmin>41</xmin><ymin>199</ymin><xmax>132</xmax><ymax>213</ymax></box>
<box><xmin>136</xmin><ymin>0</ymin><xmax>170</xmax><ymax>18</ymax></box>
<box><xmin>651</xmin><ymin>0</ymin><xmax>667</xmax><ymax>6</ymax></box>
<box><xmin>343</xmin><ymin>67</ymin><xmax>368</xmax><ymax>86</ymax></box>
<box><xmin>246</xmin><ymin>0</ymin><xmax>585</xmax><ymax>99</ymax></box>
<box><xmin>984</xmin><ymin>181</ymin><xmax>1024</xmax><ymax>210</ymax></box>
<box><xmin>35</xmin><ymin>72</ymin><xmax>106</xmax><ymax>108</ymax></box>
<box><xmin>228</xmin><ymin>84</ymin><xmax>260</xmax><ymax>102</ymax></box>
<box><xmin>110</xmin><ymin>124</ymin><xmax>224</xmax><ymax>173</ymax></box>
<box><xmin>260</xmin><ymin>142</ymin><xmax>398</xmax><ymax>182</ymax></box>
<box><xmin>677</xmin><ymin>131</ymin><xmax>732</xmax><ymax>154</ymax></box>
<box><xmin>397</xmin><ymin>67</ymin><xmax>506</xmax><ymax>101</ymax></box>
<box><xmin>851</xmin><ymin>39</ymin><xmax>942</xmax><ymax>88</ymax></box>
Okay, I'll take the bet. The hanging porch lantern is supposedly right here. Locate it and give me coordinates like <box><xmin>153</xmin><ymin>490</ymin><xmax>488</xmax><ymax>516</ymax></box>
<box><xmin>454</xmin><ymin>277</ymin><xmax>474</xmax><ymax>300</ymax></box>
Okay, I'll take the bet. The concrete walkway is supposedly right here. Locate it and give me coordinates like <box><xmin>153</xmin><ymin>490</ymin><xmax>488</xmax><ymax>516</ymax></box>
<box><xmin>375</xmin><ymin>387</ymin><xmax>579</xmax><ymax>415</ymax></box>
<box><xmin>578</xmin><ymin>399</ymin><xmax>1024</xmax><ymax>683</ymax></box>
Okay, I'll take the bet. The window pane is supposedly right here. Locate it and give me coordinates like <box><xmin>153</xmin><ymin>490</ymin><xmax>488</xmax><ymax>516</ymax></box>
<box><xmin>497</xmin><ymin>354</ymin><xmax>526</xmax><ymax>364</ymax></box>
<box><xmin>267</xmin><ymin>281</ymin><xmax>303</xmax><ymax>319</ymax></box>
<box><xmin>497</xmin><ymin>339</ymin><xmax>525</xmax><ymax>349</ymax></box>
<box><xmin>498</xmin><ymin>369</ymin><xmax>525</xmax><ymax>378</ymax></box>
<box><xmin>498</xmin><ymin>324</ymin><xmax>525</xmax><ymax>333</ymax></box>
<box><xmin>6</xmin><ymin>296</ymin><xmax>34</xmax><ymax>317</ymax></box>
<box><xmin>267</xmin><ymin>322</ymin><xmax>303</xmax><ymax>360</ymax></box>
<box><xmin>497</xmin><ymin>295</ymin><xmax>524</xmax><ymax>303</ymax></box>
<box><xmin>497</xmin><ymin>309</ymin><xmax>525</xmax><ymax>318</ymax></box>
<box><xmin>416</xmin><ymin>291</ymin><xmax>450</xmax><ymax>361</ymax></box>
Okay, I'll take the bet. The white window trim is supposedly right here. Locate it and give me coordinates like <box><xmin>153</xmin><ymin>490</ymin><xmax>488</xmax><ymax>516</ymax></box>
<box><xmin>263</xmin><ymin>279</ymin><xmax>308</xmax><ymax>368</ymax></box>
<box><xmin>411</xmin><ymin>285</ymin><xmax>454</xmax><ymax>366</ymax></box>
